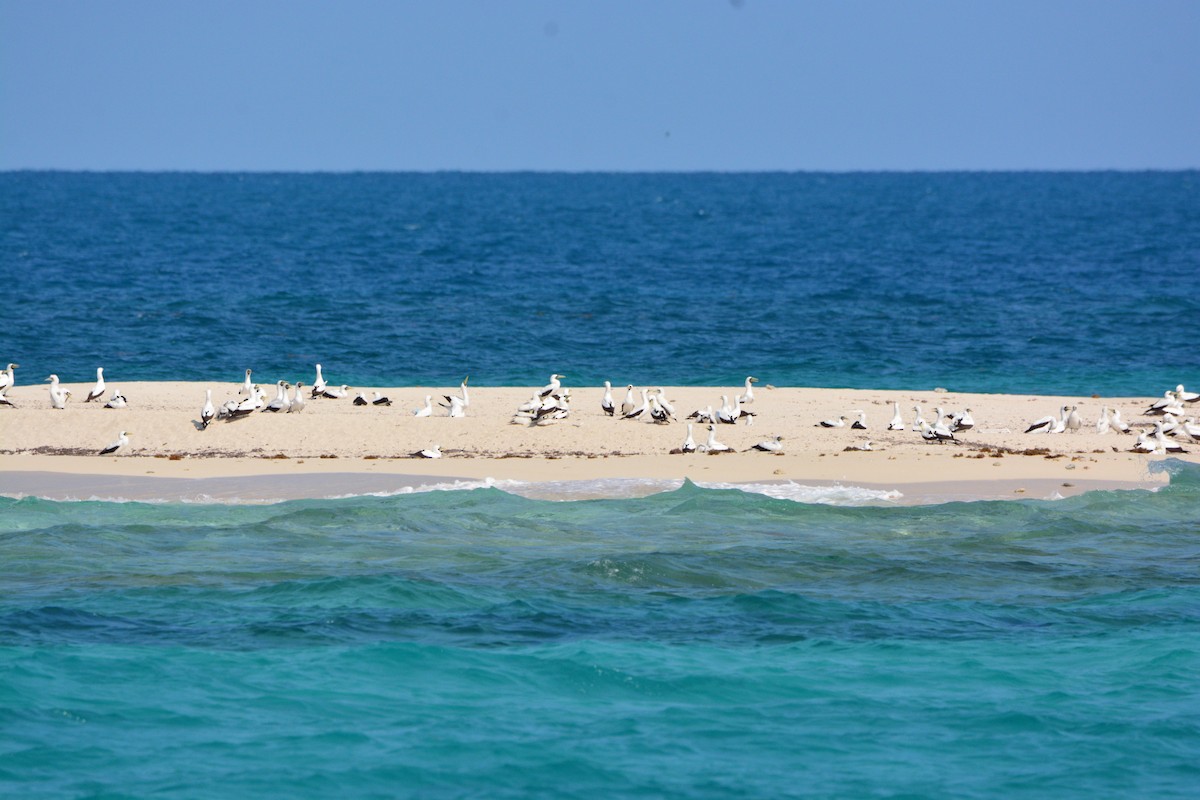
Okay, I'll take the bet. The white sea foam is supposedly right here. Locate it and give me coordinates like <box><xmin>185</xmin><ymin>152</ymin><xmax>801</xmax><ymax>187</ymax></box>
<box><xmin>491</xmin><ymin>477</ymin><xmax>902</xmax><ymax>506</ymax></box>
<box><xmin>4</xmin><ymin>476</ymin><xmax>902</xmax><ymax>507</ymax></box>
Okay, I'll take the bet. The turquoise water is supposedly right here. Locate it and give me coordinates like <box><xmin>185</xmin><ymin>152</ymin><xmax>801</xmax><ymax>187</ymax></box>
<box><xmin>3</xmin><ymin>463</ymin><xmax>1199</xmax><ymax>798</ymax></box>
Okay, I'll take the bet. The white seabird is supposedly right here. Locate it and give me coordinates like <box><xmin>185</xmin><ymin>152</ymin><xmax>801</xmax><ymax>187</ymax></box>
<box><xmin>539</xmin><ymin>374</ymin><xmax>564</xmax><ymax>398</ymax></box>
<box><xmin>1109</xmin><ymin>408</ymin><xmax>1131</xmax><ymax>434</ymax></box>
<box><xmin>0</xmin><ymin>391</ymin><xmax>13</xmax><ymax>407</ymax></box>
<box><xmin>441</xmin><ymin>378</ymin><xmax>469</xmax><ymax>417</ymax></box>
<box><xmin>47</xmin><ymin>374</ymin><xmax>69</xmax><ymax>409</ymax></box>
<box><xmin>353</xmin><ymin>391</ymin><xmax>369</xmax><ymax>406</ymax></box>
<box><xmin>623</xmin><ymin>388</ymin><xmax>649</xmax><ymax>420</ymax></box>
<box><xmin>750</xmin><ymin>435</ymin><xmax>784</xmax><ymax>453</ymax></box>
<box><xmin>887</xmin><ymin>402</ymin><xmax>905</xmax><ymax>431</ymax></box>
<box><xmin>718</xmin><ymin>395</ymin><xmax>750</xmax><ymax>425</ymax></box>
<box><xmin>516</xmin><ymin>392</ymin><xmax>541</xmax><ymax>415</ymax></box>
<box><xmin>413</xmin><ymin>444</ymin><xmax>442</xmax><ymax>459</ymax></box>
<box><xmin>263</xmin><ymin>381</ymin><xmax>291</xmax><ymax>412</ymax></box>
<box><xmin>1096</xmin><ymin>407</ymin><xmax>1111</xmax><ymax>435</ymax></box>
<box><xmin>601</xmin><ymin>381</ymin><xmax>615</xmax><ymax>416</ymax></box>
<box><xmin>103</xmin><ymin>388</ymin><xmax>127</xmax><ymax>409</ymax></box>
<box><xmin>413</xmin><ymin>395</ymin><xmax>434</xmax><ymax>417</ymax></box>
<box><xmin>311</xmin><ymin>364</ymin><xmax>326</xmax><ymax>398</ymax></box>
<box><xmin>703</xmin><ymin>424</ymin><xmax>732</xmax><ymax>453</ymax></box>
<box><xmin>737</xmin><ymin>376</ymin><xmax>758</xmax><ymax>405</ymax></box>
<box><xmin>288</xmin><ymin>383</ymin><xmax>306</xmax><ymax>414</ymax></box>
<box><xmin>1026</xmin><ymin>406</ymin><xmax>1068</xmax><ymax>434</ymax></box>
<box><xmin>851</xmin><ymin>410</ymin><xmax>867</xmax><ymax>430</ymax></box>
<box><xmin>1178</xmin><ymin>385</ymin><xmax>1200</xmax><ymax>404</ymax></box>
<box><xmin>620</xmin><ymin>385</ymin><xmax>636</xmax><ymax>417</ymax></box>
<box><xmin>1131</xmin><ymin>431</ymin><xmax>1157</xmax><ymax>454</ymax></box>
<box><xmin>912</xmin><ymin>406</ymin><xmax>927</xmax><ymax>429</ymax></box>
<box><xmin>1155</xmin><ymin>422</ymin><xmax>1188</xmax><ymax>454</ymax></box>
<box><xmin>371</xmin><ymin>391</ymin><xmax>392</xmax><ymax>406</ymax></box>
<box><xmin>818</xmin><ymin>415</ymin><xmax>847</xmax><ymax>428</ymax></box>
<box><xmin>454</xmin><ymin>376</ymin><xmax>470</xmax><ymax>409</ymax></box>
<box><xmin>920</xmin><ymin>420</ymin><xmax>954</xmax><ymax>443</ymax></box>
<box><xmin>240</xmin><ymin>369</ymin><xmax>254</xmax><ymax>396</ymax></box>
<box><xmin>201</xmin><ymin>389</ymin><xmax>216</xmax><ymax>428</ymax></box>
<box><xmin>440</xmin><ymin>394</ymin><xmax>466</xmax><ymax>418</ymax></box>
<box><xmin>0</xmin><ymin>363</ymin><xmax>18</xmax><ymax>394</ymax></box>
<box><xmin>84</xmin><ymin>367</ymin><xmax>106</xmax><ymax>403</ymax></box>
<box><xmin>845</xmin><ymin>440</ymin><xmax>874</xmax><ymax>451</ymax></box>
<box><xmin>656</xmin><ymin>389</ymin><xmax>677</xmax><ymax>421</ymax></box>
<box><xmin>321</xmin><ymin>384</ymin><xmax>350</xmax><ymax>400</ymax></box>
<box><xmin>675</xmin><ymin>423</ymin><xmax>697</xmax><ymax>454</ymax></box>
<box><xmin>1065</xmin><ymin>406</ymin><xmax>1082</xmax><ymax>433</ymax></box>
<box><xmin>99</xmin><ymin>430</ymin><xmax>130</xmax><ymax>455</ymax></box>
<box><xmin>649</xmin><ymin>393</ymin><xmax>670</xmax><ymax>423</ymax></box>
<box><xmin>1145</xmin><ymin>391</ymin><xmax>1177</xmax><ymax>416</ymax></box>
<box><xmin>1177</xmin><ymin>417</ymin><xmax>1200</xmax><ymax>442</ymax></box>
<box><xmin>950</xmin><ymin>408</ymin><xmax>975</xmax><ymax>432</ymax></box>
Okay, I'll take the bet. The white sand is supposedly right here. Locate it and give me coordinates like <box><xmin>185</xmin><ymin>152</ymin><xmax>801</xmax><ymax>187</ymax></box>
<box><xmin>1</xmin><ymin>380</ymin><xmax>1193</xmax><ymax>502</ymax></box>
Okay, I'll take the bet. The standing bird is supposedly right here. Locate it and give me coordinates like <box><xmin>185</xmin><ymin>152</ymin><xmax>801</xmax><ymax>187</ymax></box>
<box><xmin>887</xmin><ymin>402</ymin><xmax>905</xmax><ymax>431</ymax></box>
<box><xmin>200</xmin><ymin>389</ymin><xmax>216</xmax><ymax>428</ymax></box>
<box><xmin>851</xmin><ymin>410</ymin><xmax>867</xmax><ymax>430</ymax></box>
<box><xmin>1109</xmin><ymin>407</ymin><xmax>1131</xmax><ymax>434</ymax></box>
<box><xmin>99</xmin><ymin>430</ymin><xmax>130</xmax><ymax>455</ymax></box>
<box><xmin>455</xmin><ymin>376</ymin><xmax>470</xmax><ymax>409</ymax></box>
<box><xmin>678</xmin><ymin>423</ymin><xmax>697</xmax><ymax>453</ymax></box>
<box><xmin>0</xmin><ymin>363</ymin><xmax>18</xmax><ymax>395</ymax></box>
<box><xmin>737</xmin><ymin>376</ymin><xmax>758</xmax><ymax>405</ymax></box>
<box><xmin>240</xmin><ymin>369</ymin><xmax>254</xmax><ymax>396</ymax></box>
<box><xmin>623</xmin><ymin>388</ymin><xmax>649</xmax><ymax>420</ymax></box>
<box><xmin>1065</xmin><ymin>406</ymin><xmax>1082</xmax><ymax>433</ymax></box>
<box><xmin>287</xmin><ymin>383</ymin><xmax>306</xmax><ymax>413</ymax></box>
<box><xmin>311</xmin><ymin>364</ymin><xmax>327</xmax><ymax>398</ymax></box>
<box><xmin>263</xmin><ymin>381</ymin><xmax>291</xmax><ymax>412</ymax></box>
<box><xmin>1096</xmin><ymin>406</ymin><xmax>1111</xmax><ymax>435</ymax></box>
<box><xmin>655</xmin><ymin>388</ymin><xmax>677</xmax><ymax>421</ymax></box>
<box><xmin>85</xmin><ymin>367</ymin><xmax>106</xmax><ymax>403</ymax></box>
<box><xmin>413</xmin><ymin>395</ymin><xmax>433</xmax><ymax>417</ymax></box>
<box><xmin>601</xmin><ymin>381</ymin><xmax>615</xmax><ymax>416</ymax></box>
<box><xmin>620</xmin><ymin>385</ymin><xmax>636</xmax><ymax>417</ymax></box>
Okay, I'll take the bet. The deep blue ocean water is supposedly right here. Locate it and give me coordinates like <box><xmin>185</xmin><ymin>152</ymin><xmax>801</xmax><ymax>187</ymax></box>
<box><xmin>2</xmin><ymin>464</ymin><xmax>1200</xmax><ymax>798</ymax></box>
<box><xmin>3</xmin><ymin>173</ymin><xmax>1200</xmax><ymax>797</ymax></box>
<box><xmin>2</xmin><ymin>171</ymin><xmax>1197</xmax><ymax>394</ymax></box>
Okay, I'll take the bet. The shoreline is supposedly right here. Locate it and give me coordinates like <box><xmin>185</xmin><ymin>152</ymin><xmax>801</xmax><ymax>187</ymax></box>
<box><xmin>1</xmin><ymin>381</ymin><xmax>1192</xmax><ymax>504</ymax></box>
<box><xmin>0</xmin><ymin>467</ymin><xmax>1168</xmax><ymax>506</ymax></box>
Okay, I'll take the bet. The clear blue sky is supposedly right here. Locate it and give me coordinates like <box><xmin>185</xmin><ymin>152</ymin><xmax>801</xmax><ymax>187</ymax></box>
<box><xmin>2</xmin><ymin>0</ymin><xmax>1197</xmax><ymax>171</ymax></box>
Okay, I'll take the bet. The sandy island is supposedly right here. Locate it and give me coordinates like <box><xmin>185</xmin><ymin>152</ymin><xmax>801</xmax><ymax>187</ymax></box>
<box><xmin>0</xmin><ymin>379</ymin><xmax>1194</xmax><ymax>504</ymax></box>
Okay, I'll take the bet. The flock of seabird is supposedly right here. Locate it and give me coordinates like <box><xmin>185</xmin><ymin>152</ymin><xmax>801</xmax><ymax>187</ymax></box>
<box><xmin>1023</xmin><ymin>385</ymin><xmax>1199</xmax><ymax>453</ymax></box>
<box><xmin>3</xmin><ymin>360</ymin><xmax>1197</xmax><ymax>459</ymax></box>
